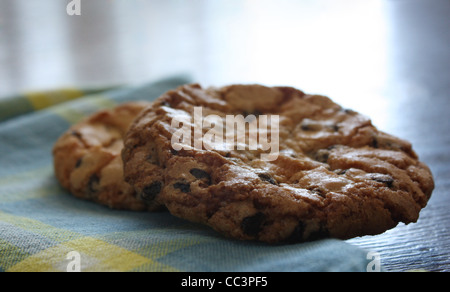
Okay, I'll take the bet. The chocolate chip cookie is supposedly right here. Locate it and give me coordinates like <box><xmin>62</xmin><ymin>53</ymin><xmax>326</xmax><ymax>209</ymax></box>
<box><xmin>122</xmin><ymin>84</ymin><xmax>434</xmax><ymax>243</ymax></box>
<box><xmin>53</xmin><ymin>102</ymin><xmax>158</xmax><ymax>211</ymax></box>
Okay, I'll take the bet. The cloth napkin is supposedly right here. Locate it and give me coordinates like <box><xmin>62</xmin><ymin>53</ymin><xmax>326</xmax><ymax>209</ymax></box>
<box><xmin>0</xmin><ymin>76</ymin><xmax>376</xmax><ymax>272</ymax></box>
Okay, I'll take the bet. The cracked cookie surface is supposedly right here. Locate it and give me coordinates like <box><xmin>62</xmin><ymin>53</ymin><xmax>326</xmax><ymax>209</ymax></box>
<box><xmin>53</xmin><ymin>102</ymin><xmax>156</xmax><ymax>211</ymax></box>
<box><xmin>122</xmin><ymin>84</ymin><xmax>434</xmax><ymax>243</ymax></box>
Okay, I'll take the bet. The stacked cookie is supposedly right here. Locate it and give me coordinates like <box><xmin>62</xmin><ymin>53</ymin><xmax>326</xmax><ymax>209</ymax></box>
<box><xmin>53</xmin><ymin>102</ymin><xmax>154</xmax><ymax>211</ymax></box>
<box><xmin>53</xmin><ymin>84</ymin><xmax>434</xmax><ymax>243</ymax></box>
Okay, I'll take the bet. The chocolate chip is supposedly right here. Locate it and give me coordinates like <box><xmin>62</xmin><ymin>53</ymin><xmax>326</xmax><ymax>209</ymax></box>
<box><xmin>301</xmin><ymin>119</ymin><xmax>322</xmax><ymax>131</ymax></box>
<box><xmin>190</xmin><ymin>168</ymin><xmax>211</xmax><ymax>185</ymax></box>
<box><xmin>313</xmin><ymin>149</ymin><xmax>330</xmax><ymax>163</ymax></box>
<box><xmin>75</xmin><ymin>158</ymin><xmax>82</xmax><ymax>168</ymax></box>
<box><xmin>343</xmin><ymin>108</ymin><xmax>356</xmax><ymax>115</ymax></box>
<box><xmin>372</xmin><ymin>175</ymin><xmax>394</xmax><ymax>188</ymax></box>
<box><xmin>330</xmin><ymin>124</ymin><xmax>339</xmax><ymax>132</ymax></box>
<box><xmin>301</xmin><ymin>122</ymin><xmax>312</xmax><ymax>131</ymax></box>
<box><xmin>142</xmin><ymin>181</ymin><xmax>162</xmax><ymax>201</ymax></box>
<box><xmin>288</xmin><ymin>221</ymin><xmax>305</xmax><ymax>242</ymax></box>
<box><xmin>190</xmin><ymin>168</ymin><xmax>210</xmax><ymax>179</ymax></box>
<box><xmin>243</xmin><ymin>110</ymin><xmax>262</xmax><ymax>118</ymax></box>
<box><xmin>371</xmin><ymin>137</ymin><xmax>379</xmax><ymax>148</ymax></box>
<box><xmin>308</xmin><ymin>225</ymin><xmax>329</xmax><ymax>241</ymax></box>
<box><xmin>170</xmin><ymin>148</ymin><xmax>179</xmax><ymax>155</ymax></box>
<box><xmin>258</xmin><ymin>173</ymin><xmax>278</xmax><ymax>185</ymax></box>
<box><xmin>88</xmin><ymin>174</ymin><xmax>100</xmax><ymax>195</ymax></box>
<box><xmin>71</xmin><ymin>130</ymin><xmax>82</xmax><ymax>139</ymax></box>
<box><xmin>288</xmin><ymin>221</ymin><xmax>329</xmax><ymax>243</ymax></box>
<box><xmin>161</xmin><ymin>101</ymin><xmax>171</xmax><ymax>107</ymax></box>
<box><xmin>334</xmin><ymin>169</ymin><xmax>348</xmax><ymax>175</ymax></box>
<box><xmin>241</xmin><ymin>213</ymin><xmax>265</xmax><ymax>236</ymax></box>
<box><xmin>173</xmin><ymin>182</ymin><xmax>191</xmax><ymax>193</ymax></box>
<box><xmin>310</xmin><ymin>187</ymin><xmax>327</xmax><ymax>198</ymax></box>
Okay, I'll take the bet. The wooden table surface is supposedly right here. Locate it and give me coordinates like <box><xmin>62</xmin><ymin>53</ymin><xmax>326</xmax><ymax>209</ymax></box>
<box><xmin>1</xmin><ymin>0</ymin><xmax>449</xmax><ymax>272</ymax></box>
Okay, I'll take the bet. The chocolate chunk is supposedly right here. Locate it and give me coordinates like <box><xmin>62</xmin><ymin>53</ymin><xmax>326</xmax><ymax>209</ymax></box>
<box><xmin>88</xmin><ymin>174</ymin><xmax>100</xmax><ymax>195</ymax></box>
<box><xmin>243</xmin><ymin>110</ymin><xmax>262</xmax><ymax>117</ymax></box>
<box><xmin>288</xmin><ymin>221</ymin><xmax>329</xmax><ymax>243</ymax></box>
<box><xmin>310</xmin><ymin>187</ymin><xmax>327</xmax><ymax>198</ymax></box>
<box><xmin>241</xmin><ymin>213</ymin><xmax>265</xmax><ymax>236</ymax></box>
<box><xmin>343</xmin><ymin>108</ymin><xmax>357</xmax><ymax>115</ymax></box>
<box><xmin>301</xmin><ymin>119</ymin><xmax>321</xmax><ymax>131</ymax></box>
<box><xmin>313</xmin><ymin>149</ymin><xmax>330</xmax><ymax>163</ymax></box>
<box><xmin>190</xmin><ymin>168</ymin><xmax>212</xmax><ymax>185</ymax></box>
<box><xmin>373</xmin><ymin>175</ymin><xmax>394</xmax><ymax>188</ymax></box>
<box><xmin>308</xmin><ymin>225</ymin><xmax>329</xmax><ymax>241</ymax></box>
<box><xmin>190</xmin><ymin>168</ymin><xmax>210</xmax><ymax>180</ymax></box>
<box><xmin>71</xmin><ymin>130</ymin><xmax>82</xmax><ymax>139</ymax></box>
<box><xmin>334</xmin><ymin>169</ymin><xmax>348</xmax><ymax>175</ymax></box>
<box><xmin>142</xmin><ymin>181</ymin><xmax>162</xmax><ymax>201</ymax></box>
<box><xmin>173</xmin><ymin>182</ymin><xmax>191</xmax><ymax>193</ymax></box>
<box><xmin>75</xmin><ymin>158</ymin><xmax>82</xmax><ymax>168</ymax></box>
<box><xmin>258</xmin><ymin>173</ymin><xmax>278</xmax><ymax>185</ymax></box>
<box><xmin>379</xmin><ymin>178</ymin><xmax>394</xmax><ymax>188</ymax></box>
<box><xmin>371</xmin><ymin>137</ymin><xmax>379</xmax><ymax>148</ymax></box>
<box><xmin>330</xmin><ymin>124</ymin><xmax>340</xmax><ymax>132</ymax></box>
<box><xmin>327</xmin><ymin>145</ymin><xmax>338</xmax><ymax>150</ymax></box>
<box><xmin>288</xmin><ymin>221</ymin><xmax>305</xmax><ymax>243</ymax></box>
<box><xmin>301</xmin><ymin>121</ymin><xmax>312</xmax><ymax>131</ymax></box>
<box><xmin>161</xmin><ymin>101</ymin><xmax>172</xmax><ymax>107</ymax></box>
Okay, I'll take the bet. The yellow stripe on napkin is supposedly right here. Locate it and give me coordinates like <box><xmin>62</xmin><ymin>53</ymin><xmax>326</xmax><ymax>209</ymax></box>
<box><xmin>49</xmin><ymin>96</ymin><xmax>118</xmax><ymax>125</ymax></box>
<box><xmin>8</xmin><ymin>237</ymin><xmax>176</xmax><ymax>272</ymax></box>
<box><xmin>24</xmin><ymin>88</ymin><xmax>85</xmax><ymax>111</ymax></box>
<box><xmin>1</xmin><ymin>212</ymin><xmax>182</xmax><ymax>272</ymax></box>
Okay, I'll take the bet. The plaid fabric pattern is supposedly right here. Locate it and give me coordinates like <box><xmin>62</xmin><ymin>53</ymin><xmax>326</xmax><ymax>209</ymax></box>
<box><xmin>0</xmin><ymin>77</ymin><xmax>374</xmax><ymax>272</ymax></box>
<box><xmin>0</xmin><ymin>86</ymin><xmax>123</xmax><ymax>123</ymax></box>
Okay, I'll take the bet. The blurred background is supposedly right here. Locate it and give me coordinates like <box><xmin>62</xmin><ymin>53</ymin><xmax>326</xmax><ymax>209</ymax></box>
<box><xmin>0</xmin><ymin>0</ymin><xmax>449</xmax><ymax>271</ymax></box>
<box><xmin>0</xmin><ymin>0</ymin><xmax>446</xmax><ymax>129</ymax></box>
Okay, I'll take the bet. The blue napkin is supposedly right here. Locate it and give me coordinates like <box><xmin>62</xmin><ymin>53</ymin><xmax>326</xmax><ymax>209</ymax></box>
<box><xmin>0</xmin><ymin>76</ymin><xmax>376</xmax><ymax>272</ymax></box>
